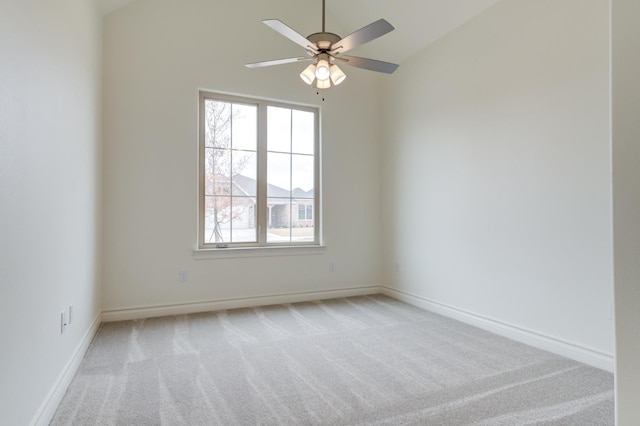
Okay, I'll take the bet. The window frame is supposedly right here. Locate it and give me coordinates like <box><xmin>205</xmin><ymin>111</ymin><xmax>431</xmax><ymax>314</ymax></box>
<box><xmin>198</xmin><ymin>91</ymin><xmax>321</xmax><ymax>250</ymax></box>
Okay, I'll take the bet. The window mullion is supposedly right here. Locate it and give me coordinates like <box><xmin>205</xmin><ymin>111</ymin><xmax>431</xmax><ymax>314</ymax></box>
<box><xmin>229</xmin><ymin>106</ymin><xmax>234</xmax><ymax>242</ymax></box>
<box><xmin>289</xmin><ymin>109</ymin><xmax>293</xmax><ymax>243</ymax></box>
<box><xmin>257</xmin><ymin>102</ymin><xmax>268</xmax><ymax>244</ymax></box>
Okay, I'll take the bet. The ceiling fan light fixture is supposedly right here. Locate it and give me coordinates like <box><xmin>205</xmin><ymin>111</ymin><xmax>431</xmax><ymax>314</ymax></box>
<box><xmin>329</xmin><ymin>64</ymin><xmax>346</xmax><ymax>85</ymax></box>
<box><xmin>315</xmin><ymin>55</ymin><xmax>331</xmax><ymax>81</ymax></box>
<box><xmin>316</xmin><ymin>78</ymin><xmax>331</xmax><ymax>89</ymax></box>
<box><xmin>300</xmin><ymin>63</ymin><xmax>317</xmax><ymax>85</ymax></box>
<box><xmin>246</xmin><ymin>1</ymin><xmax>399</xmax><ymax>96</ymax></box>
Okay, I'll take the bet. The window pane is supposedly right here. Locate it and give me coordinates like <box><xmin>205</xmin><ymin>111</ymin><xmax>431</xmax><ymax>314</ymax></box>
<box><xmin>205</xmin><ymin>174</ymin><xmax>231</xmax><ymax>196</ymax></box>
<box><xmin>204</xmin><ymin>149</ymin><xmax>215</xmax><ymax>195</ymax></box>
<box><xmin>267</xmin><ymin>152</ymin><xmax>291</xmax><ymax>197</ymax></box>
<box><xmin>205</xmin><ymin>100</ymin><xmax>231</xmax><ymax>148</ymax></box>
<box><xmin>267</xmin><ymin>106</ymin><xmax>291</xmax><ymax>153</ymax></box>
<box><xmin>205</xmin><ymin>148</ymin><xmax>231</xmax><ymax>195</ymax></box>
<box><xmin>231</xmin><ymin>197</ymin><xmax>256</xmax><ymax>242</ymax></box>
<box><xmin>267</xmin><ymin>198</ymin><xmax>291</xmax><ymax>243</ymax></box>
<box><xmin>204</xmin><ymin>196</ymin><xmax>231</xmax><ymax>243</ymax></box>
<box><xmin>232</xmin><ymin>104</ymin><xmax>257</xmax><ymax>151</ymax></box>
<box><xmin>232</xmin><ymin>152</ymin><xmax>256</xmax><ymax>196</ymax></box>
<box><xmin>292</xmin><ymin>110</ymin><xmax>314</xmax><ymax>155</ymax></box>
<box><xmin>212</xmin><ymin>148</ymin><xmax>231</xmax><ymax>178</ymax></box>
<box><xmin>291</xmin><ymin>154</ymin><xmax>314</xmax><ymax>198</ymax></box>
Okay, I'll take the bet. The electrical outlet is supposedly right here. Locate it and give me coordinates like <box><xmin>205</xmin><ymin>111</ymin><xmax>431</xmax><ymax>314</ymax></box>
<box><xmin>179</xmin><ymin>270</ymin><xmax>188</xmax><ymax>282</ymax></box>
<box><xmin>329</xmin><ymin>262</ymin><xmax>336</xmax><ymax>273</ymax></box>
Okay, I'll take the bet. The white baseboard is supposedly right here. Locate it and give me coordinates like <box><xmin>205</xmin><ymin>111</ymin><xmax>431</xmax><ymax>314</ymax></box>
<box><xmin>102</xmin><ymin>286</ymin><xmax>383</xmax><ymax>322</ymax></box>
<box><xmin>382</xmin><ymin>287</ymin><xmax>615</xmax><ymax>373</ymax></box>
<box><xmin>31</xmin><ymin>314</ymin><xmax>102</xmax><ymax>426</ymax></box>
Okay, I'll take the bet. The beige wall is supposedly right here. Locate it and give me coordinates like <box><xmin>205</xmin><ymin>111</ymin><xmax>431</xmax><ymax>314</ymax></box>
<box><xmin>4</xmin><ymin>0</ymin><xmax>632</xmax><ymax>422</ymax></box>
<box><xmin>382</xmin><ymin>0</ymin><xmax>613</xmax><ymax>368</ymax></box>
<box><xmin>0</xmin><ymin>0</ymin><xmax>102</xmax><ymax>424</ymax></box>
<box><xmin>612</xmin><ymin>0</ymin><xmax>640</xmax><ymax>423</ymax></box>
<box><xmin>101</xmin><ymin>0</ymin><xmax>384</xmax><ymax>312</ymax></box>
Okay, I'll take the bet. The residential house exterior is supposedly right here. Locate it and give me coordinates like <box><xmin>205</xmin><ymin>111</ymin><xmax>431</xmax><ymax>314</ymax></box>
<box><xmin>205</xmin><ymin>174</ymin><xmax>313</xmax><ymax>241</ymax></box>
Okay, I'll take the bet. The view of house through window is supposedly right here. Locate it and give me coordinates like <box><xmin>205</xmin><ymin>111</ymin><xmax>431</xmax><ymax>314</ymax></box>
<box><xmin>199</xmin><ymin>92</ymin><xmax>319</xmax><ymax>248</ymax></box>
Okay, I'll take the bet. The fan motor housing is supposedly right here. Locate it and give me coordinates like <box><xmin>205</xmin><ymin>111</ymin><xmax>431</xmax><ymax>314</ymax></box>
<box><xmin>307</xmin><ymin>32</ymin><xmax>341</xmax><ymax>50</ymax></box>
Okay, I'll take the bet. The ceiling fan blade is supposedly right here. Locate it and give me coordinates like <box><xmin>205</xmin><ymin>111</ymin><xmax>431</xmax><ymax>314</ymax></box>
<box><xmin>337</xmin><ymin>55</ymin><xmax>399</xmax><ymax>74</ymax></box>
<box><xmin>330</xmin><ymin>19</ymin><xmax>394</xmax><ymax>54</ymax></box>
<box><xmin>245</xmin><ymin>57</ymin><xmax>313</xmax><ymax>68</ymax></box>
<box><xmin>262</xmin><ymin>19</ymin><xmax>318</xmax><ymax>54</ymax></box>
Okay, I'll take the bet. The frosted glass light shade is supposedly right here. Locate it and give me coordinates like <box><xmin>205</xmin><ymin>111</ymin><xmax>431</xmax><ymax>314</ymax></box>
<box><xmin>300</xmin><ymin>64</ymin><xmax>316</xmax><ymax>85</ymax></box>
<box><xmin>315</xmin><ymin>59</ymin><xmax>330</xmax><ymax>81</ymax></box>
<box><xmin>316</xmin><ymin>78</ymin><xmax>330</xmax><ymax>89</ymax></box>
<box><xmin>329</xmin><ymin>64</ymin><xmax>346</xmax><ymax>85</ymax></box>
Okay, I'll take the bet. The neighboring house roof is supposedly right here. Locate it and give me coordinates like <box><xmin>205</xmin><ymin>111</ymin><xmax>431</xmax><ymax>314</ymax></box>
<box><xmin>231</xmin><ymin>174</ymin><xmax>257</xmax><ymax>197</ymax></box>
<box><xmin>232</xmin><ymin>174</ymin><xmax>313</xmax><ymax>204</ymax></box>
<box><xmin>292</xmin><ymin>187</ymin><xmax>314</xmax><ymax>198</ymax></box>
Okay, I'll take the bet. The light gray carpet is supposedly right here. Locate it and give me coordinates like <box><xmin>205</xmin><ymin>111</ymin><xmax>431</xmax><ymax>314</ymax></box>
<box><xmin>51</xmin><ymin>295</ymin><xmax>614</xmax><ymax>425</ymax></box>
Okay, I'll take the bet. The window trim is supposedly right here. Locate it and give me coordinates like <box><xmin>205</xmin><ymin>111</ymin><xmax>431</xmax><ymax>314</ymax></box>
<box><xmin>198</xmin><ymin>90</ymin><xmax>321</xmax><ymax>250</ymax></box>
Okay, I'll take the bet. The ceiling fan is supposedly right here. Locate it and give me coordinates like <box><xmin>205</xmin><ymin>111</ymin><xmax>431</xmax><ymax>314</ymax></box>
<box><xmin>245</xmin><ymin>0</ymin><xmax>399</xmax><ymax>90</ymax></box>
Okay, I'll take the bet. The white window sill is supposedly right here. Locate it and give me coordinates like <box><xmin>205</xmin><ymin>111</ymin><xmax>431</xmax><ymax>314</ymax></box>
<box><xmin>193</xmin><ymin>245</ymin><xmax>326</xmax><ymax>260</ymax></box>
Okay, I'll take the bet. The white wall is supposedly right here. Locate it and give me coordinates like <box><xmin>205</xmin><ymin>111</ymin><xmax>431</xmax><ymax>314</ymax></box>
<box><xmin>101</xmin><ymin>0</ymin><xmax>384</xmax><ymax>312</ymax></box>
<box><xmin>0</xmin><ymin>0</ymin><xmax>102</xmax><ymax>424</ymax></box>
<box><xmin>382</xmin><ymin>0</ymin><xmax>613</xmax><ymax>366</ymax></box>
<box><xmin>612</xmin><ymin>0</ymin><xmax>640</xmax><ymax>423</ymax></box>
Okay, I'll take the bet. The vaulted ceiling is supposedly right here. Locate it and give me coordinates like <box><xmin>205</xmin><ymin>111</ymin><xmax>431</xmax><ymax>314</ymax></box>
<box><xmin>96</xmin><ymin>0</ymin><xmax>501</xmax><ymax>64</ymax></box>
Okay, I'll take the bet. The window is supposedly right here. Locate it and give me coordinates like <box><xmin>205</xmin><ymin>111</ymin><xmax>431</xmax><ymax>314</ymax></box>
<box><xmin>199</xmin><ymin>91</ymin><xmax>319</xmax><ymax>249</ymax></box>
<box><xmin>298</xmin><ymin>204</ymin><xmax>313</xmax><ymax>221</ymax></box>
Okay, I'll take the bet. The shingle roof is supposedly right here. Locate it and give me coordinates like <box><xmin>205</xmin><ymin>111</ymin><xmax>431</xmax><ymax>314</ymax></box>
<box><xmin>232</xmin><ymin>174</ymin><xmax>313</xmax><ymax>202</ymax></box>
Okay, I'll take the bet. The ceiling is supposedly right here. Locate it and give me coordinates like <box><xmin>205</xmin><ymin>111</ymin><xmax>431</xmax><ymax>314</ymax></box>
<box><xmin>96</xmin><ymin>0</ymin><xmax>501</xmax><ymax>64</ymax></box>
<box><xmin>97</xmin><ymin>0</ymin><xmax>136</xmax><ymax>15</ymax></box>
